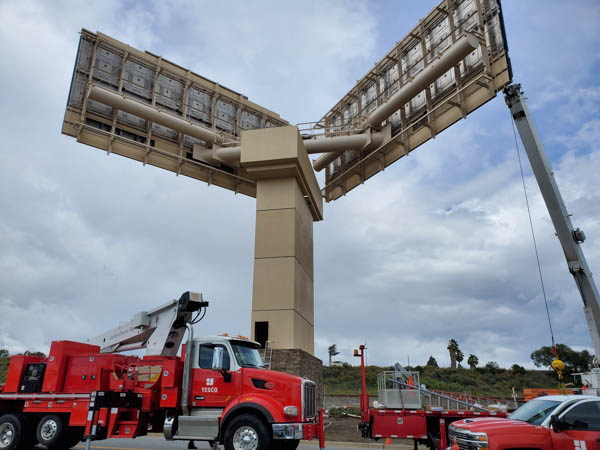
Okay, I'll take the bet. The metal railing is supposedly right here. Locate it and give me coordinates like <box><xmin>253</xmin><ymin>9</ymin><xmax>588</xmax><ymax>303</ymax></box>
<box><xmin>376</xmin><ymin>370</ymin><xmax>504</xmax><ymax>412</ymax></box>
<box><xmin>296</xmin><ymin>120</ymin><xmax>365</xmax><ymax>139</ymax></box>
<box><xmin>377</xmin><ymin>371</ymin><xmax>422</xmax><ymax>409</ymax></box>
<box><xmin>421</xmin><ymin>389</ymin><xmax>509</xmax><ymax>411</ymax></box>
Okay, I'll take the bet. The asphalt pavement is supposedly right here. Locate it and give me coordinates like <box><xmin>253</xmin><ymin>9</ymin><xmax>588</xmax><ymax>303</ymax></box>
<box><xmin>67</xmin><ymin>436</ymin><xmax>414</xmax><ymax>450</ymax></box>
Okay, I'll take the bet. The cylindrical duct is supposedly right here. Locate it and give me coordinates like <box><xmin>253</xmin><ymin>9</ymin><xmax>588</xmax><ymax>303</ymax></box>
<box><xmin>312</xmin><ymin>150</ymin><xmax>345</xmax><ymax>173</ymax></box>
<box><xmin>210</xmin><ymin>134</ymin><xmax>371</xmax><ymax>163</ymax></box>
<box><xmin>88</xmin><ymin>85</ymin><xmax>219</xmax><ymax>144</ymax></box>
<box><xmin>214</xmin><ymin>146</ymin><xmax>241</xmax><ymax>163</ymax></box>
<box><xmin>202</xmin><ymin>133</ymin><xmax>373</xmax><ymax>167</ymax></box>
<box><xmin>312</xmin><ymin>129</ymin><xmax>386</xmax><ymax>172</ymax></box>
<box><xmin>304</xmin><ymin>134</ymin><xmax>369</xmax><ymax>154</ymax></box>
<box><xmin>367</xmin><ymin>33</ymin><xmax>479</xmax><ymax>128</ymax></box>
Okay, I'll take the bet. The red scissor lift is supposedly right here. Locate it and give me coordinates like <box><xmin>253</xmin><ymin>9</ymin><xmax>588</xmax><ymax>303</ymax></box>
<box><xmin>354</xmin><ymin>345</ymin><xmax>507</xmax><ymax>449</ymax></box>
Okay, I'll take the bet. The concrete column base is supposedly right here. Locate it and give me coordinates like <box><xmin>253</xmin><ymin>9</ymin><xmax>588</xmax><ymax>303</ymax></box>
<box><xmin>269</xmin><ymin>349</ymin><xmax>324</xmax><ymax>409</ymax></box>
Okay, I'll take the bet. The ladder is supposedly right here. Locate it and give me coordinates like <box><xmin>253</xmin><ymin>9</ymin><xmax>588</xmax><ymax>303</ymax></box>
<box><xmin>262</xmin><ymin>340</ymin><xmax>274</xmax><ymax>370</ymax></box>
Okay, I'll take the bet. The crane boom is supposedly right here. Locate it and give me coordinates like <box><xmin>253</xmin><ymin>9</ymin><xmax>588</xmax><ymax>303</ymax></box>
<box><xmin>504</xmin><ymin>84</ymin><xmax>600</xmax><ymax>362</ymax></box>
<box><xmin>88</xmin><ymin>291</ymin><xmax>208</xmax><ymax>356</ymax></box>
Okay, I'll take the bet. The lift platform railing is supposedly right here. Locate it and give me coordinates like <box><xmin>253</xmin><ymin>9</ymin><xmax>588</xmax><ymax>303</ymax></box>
<box><xmin>377</xmin><ymin>371</ymin><xmax>491</xmax><ymax>412</ymax></box>
<box><xmin>377</xmin><ymin>371</ymin><xmax>422</xmax><ymax>410</ymax></box>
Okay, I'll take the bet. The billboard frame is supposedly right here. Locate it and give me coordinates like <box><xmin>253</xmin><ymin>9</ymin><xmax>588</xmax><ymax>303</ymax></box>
<box><xmin>310</xmin><ymin>0</ymin><xmax>513</xmax><ymax>201</ymax></box>
<box><xmin>62</xmin><ymin>29</ymin><xmax>288</xmax><ymax>197</ymax></box>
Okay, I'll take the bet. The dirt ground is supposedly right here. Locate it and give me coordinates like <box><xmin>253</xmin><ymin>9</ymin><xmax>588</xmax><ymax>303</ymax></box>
<box><xmin>325</xmin><ymin>415</ymin><xmax>412</xmax><ymax>446</ymax></box>
<box><xmin>325</xmin><ymin>415</ymin><xmax>362</xmax><ymax>442</ymax></box>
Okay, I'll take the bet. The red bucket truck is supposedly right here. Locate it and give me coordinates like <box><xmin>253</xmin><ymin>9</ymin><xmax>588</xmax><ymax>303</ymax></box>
<box><xmin>0</xmin><ymin>292</ymin><xmax>324</xmax><ymax>450</ymax></box>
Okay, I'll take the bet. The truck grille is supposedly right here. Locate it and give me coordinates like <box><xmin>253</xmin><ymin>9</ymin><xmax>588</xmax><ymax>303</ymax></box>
<box><xmin>447</xmin><ymin>428</ymin><xmax>479</xmax><ymax>450</ymax></box>
<box><xmin>448</xmin><ymin>428</ymin><xmax>470</xmax><ymax>440</ymax></box>
<box><xmin>303</xmin><ymin>381</ymin><xmax>316</xmax><ymax>419</ymax></box>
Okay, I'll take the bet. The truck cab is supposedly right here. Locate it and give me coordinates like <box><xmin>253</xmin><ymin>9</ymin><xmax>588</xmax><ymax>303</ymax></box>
<box><xmin>448</xmin><ymin>395</ymin><xmax>600</xmax><ymax>449</ymax></box>
<box><xmin>165</xmin><ymin>335</ymin><xmax>319</xmax><ymax>450</ymax></box>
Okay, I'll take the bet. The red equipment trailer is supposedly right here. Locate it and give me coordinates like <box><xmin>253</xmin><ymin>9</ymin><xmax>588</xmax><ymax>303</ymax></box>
<box><xmin>354</xmin><ymin>345</ymin><xmax>506</xmax><ymax>449</ymax></box>
<box><xmin>0</xmin><ymin>292</ymin><xmax>324</xmax><ymax>450</ymax></box>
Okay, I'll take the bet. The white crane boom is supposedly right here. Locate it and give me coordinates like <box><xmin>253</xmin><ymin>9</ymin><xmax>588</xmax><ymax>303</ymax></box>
<box><xmin>504</xmin><ymin>84</ymin><xmax>600</xmax><ymax>363</ymax></box>
<box><xmin>88</xmin><ymin>291</ymin><xmax>208</xmax><ymax>357</ymax></box>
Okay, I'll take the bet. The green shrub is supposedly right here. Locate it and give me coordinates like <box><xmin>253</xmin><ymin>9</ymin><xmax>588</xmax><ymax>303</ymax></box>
<box><xmin>323</xmin><ymin>363</ymin><xmax>560</xmax><ymax>398</ymax></box>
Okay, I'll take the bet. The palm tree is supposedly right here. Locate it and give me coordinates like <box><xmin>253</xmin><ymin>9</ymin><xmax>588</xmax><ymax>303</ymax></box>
<box><xmin>447</xmin><ymin>339</ymin><xmax>459</xmax><ymax>369</ymax></box>
<box><xmin>467</xmin><ymin>354</ymin><xmax>479</xmax><ymax>369</ymax></box>
<box><xmin>456</xmin><ymin>350</ymin><xmax>464</xmax><ymax>368</ymax></box>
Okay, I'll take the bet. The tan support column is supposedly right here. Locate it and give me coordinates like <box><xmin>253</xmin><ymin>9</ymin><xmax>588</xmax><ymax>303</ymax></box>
<box><xmin>241</xmin><ymin>126</ymin><xmax>323</xmax><ymax>355</ymax></box>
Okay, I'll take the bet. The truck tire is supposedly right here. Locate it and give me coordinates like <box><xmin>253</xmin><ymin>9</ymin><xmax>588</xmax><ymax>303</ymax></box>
<box><xmin>36</xmin><ymin>414</ymin><xmax>68</xmax><ymax>450</ymax></box>
<box><xmin>224</xmin><ymin>414</ymin><xmax>271</xmax><ymax>450</ymax></box>
<box><xmin>0</xmin><ymin>413</ymin><xmax>35</xmax><ymax>450</ymax></box>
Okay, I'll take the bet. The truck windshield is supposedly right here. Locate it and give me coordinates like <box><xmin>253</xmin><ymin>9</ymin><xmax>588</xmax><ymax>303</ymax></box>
<box><xmin>509</xmin><ymin>399</ymin><xmax>561</xmax><ymax>425</ymax></box>
<box><xmin>231</xmin><ymin>342</ymin><xmax>264</xmax><ymax>368</ymax></box>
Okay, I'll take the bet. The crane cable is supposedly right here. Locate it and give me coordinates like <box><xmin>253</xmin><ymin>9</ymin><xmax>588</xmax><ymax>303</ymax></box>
<box><xmin>509</xmin><ymin>112</ymin><xmax>556</xmax><ymax>349</ymax></box>
<box><xmin>509</xmin><ymin>110</ymin><xmax>567</xmax><ymax>391</ymax></box>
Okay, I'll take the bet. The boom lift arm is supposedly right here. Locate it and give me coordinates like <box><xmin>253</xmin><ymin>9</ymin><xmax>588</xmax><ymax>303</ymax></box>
<box><xmin>88</xmin><ymin>291</ymin><xmax>208</xmax><ymax>357</ymax></box>
<box><xmin>504</xmin><ymin>84</ymin><xmax>600</xmax><ymax>362</ymax></box>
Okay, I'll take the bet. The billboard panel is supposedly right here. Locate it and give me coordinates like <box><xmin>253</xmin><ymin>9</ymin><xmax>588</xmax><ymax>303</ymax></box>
<box><xmin>311</xmin><ymin>0</ymin><xmax>512</xmax><ymax>201</ymax></box>
<box><xmin>62</xmin><ymin>30</ymin><xmax>287</xmax><ymax>197</ymax></box>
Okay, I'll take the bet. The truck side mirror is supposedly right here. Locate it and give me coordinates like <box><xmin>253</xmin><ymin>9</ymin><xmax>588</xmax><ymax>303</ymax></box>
<box><xmin>212</xmin><ymin>347</ymin><xmax>223</xmax><ymax>371</ymax></box>
<box><xmin>550</xmin><ymin>414</ymin><xmax>562</xmax><ymax>433</ymax></box>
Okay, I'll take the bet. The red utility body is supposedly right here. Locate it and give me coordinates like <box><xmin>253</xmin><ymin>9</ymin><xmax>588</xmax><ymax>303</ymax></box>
<box><xmin>3</xmin><ymin>354</ymin><xmax>45</xmax><ymax>393</ymax></box>
<box><xmin>0</xmin><ymin>341</ymin><xmax>172</xmax><ymax>432</ymax></box>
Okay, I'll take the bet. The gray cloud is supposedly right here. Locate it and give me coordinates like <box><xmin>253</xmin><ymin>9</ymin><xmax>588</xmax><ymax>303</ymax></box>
<box><xmin>314</xmin><ymin>122</ymin><xmax>600</xmax><ymax>368</ymax></box>
<box><xmin>1</xmin><ymin>0</ymin><xmax>599</xmax><ymax>372</ymax></box>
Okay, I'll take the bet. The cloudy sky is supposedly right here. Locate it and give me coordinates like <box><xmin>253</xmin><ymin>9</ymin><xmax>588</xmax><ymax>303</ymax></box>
<box><xmin>1</xmin><ymin>0</ymin><xmax>599</xmax><ymax>370</ymax></box>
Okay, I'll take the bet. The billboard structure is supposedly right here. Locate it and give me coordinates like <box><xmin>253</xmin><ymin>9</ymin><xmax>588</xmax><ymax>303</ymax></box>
<box><xmin>62</xmin><ymin>29</ymin><xmax>287</xmax><ymax>197</ymax></box>
<box><xmin>306</xmin><ymin>0</ymin><xmax>512</xmax><ymax>201</ymax></box>
<box><xmin>60</xmin><ymin>0</ymin><xmax>514</xmax><ymax>356</ymax></box>
<box><xmin>62</xmin><ymin>30</ymin><xmax>322</xmax><ymax>355</ymax></box>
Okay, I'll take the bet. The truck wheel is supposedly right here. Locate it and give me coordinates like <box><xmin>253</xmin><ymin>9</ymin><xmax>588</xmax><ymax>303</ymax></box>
<box><xmin>0</xmin><ymin>413</ymin><xmax>34</xmax><ymax>450</ymax></box>
<box><xmin>36</xmin><ymin>414</ymin><xmax>67</xmax><ymax>450</ymax></box>
<box><xmin>224</xmin><ymin>414</ymin><xmax>271</xmax><ymax>450</ymax></box>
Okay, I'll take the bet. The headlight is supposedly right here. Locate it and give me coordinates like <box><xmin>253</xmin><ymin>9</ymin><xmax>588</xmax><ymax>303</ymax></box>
<box><xmin>283</xmin><ymin>406</ymin><xmax>298</xmax><ymax>416</ymax></box>
<box><xmin>473</xmin><ymin>432</ymin><xmax>488</xmax><ymax>442</ymax></box>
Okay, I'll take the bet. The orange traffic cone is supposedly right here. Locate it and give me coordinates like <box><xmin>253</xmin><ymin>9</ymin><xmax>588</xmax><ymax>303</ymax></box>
<box><xmin>385</xmin><ymin>437</ymin><xmax>392</xmax><ymax>446</ymax></box>
<box><xmin>408</xmin><ymin>376</ymin><xmax>414</xmax><ymax>389</ymax></box>
<box><xmin>452</xmin><ymin>438</ymin><xmax>459</xmax><ymax>450</ymax></box>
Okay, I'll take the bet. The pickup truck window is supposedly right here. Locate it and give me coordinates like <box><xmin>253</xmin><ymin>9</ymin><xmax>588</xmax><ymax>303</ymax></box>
<box><xmin>509</xmin><ymin>399</ymin><xmax>561</xmax><ymax>425</ymax></box>
<box><xmin>231</xmin><ymin>341</ymin><xmax>264</xmax><ymax>368</ymax></box>
<box><xmin>199</xmin><ymin>344</ymin><xmax>231</xmax><ymax>371</ymax></box>
<box><xmin>562</xmin><ymin>400</ymin><xmax>600</xmax><ymax>431</ymax></box>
